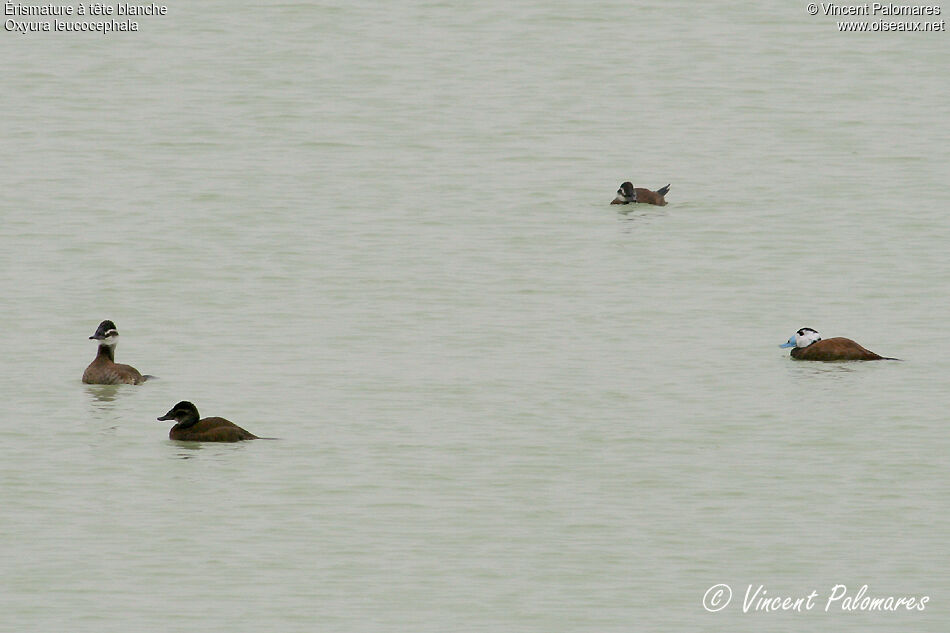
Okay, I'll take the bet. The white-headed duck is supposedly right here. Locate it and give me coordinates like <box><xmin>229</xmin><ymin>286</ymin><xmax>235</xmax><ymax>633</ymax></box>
<box><xmin>82</xmin><ymin>320</ymin><xmax>150</xmax><ymax>385</ymax></box>
<box><xmin>158</xmin><ymin>401</ymin><xmax>261</xmax><ymax>442</ymax></box>
<box><xmin>611</xmin><ymin>182</ymin><xmax>670</xmax><ymax>206</ymax></box>
<box><xmin>779</xmin><ymin>327</ymin><xmax>898</xmax><ymax>361</ymax></box>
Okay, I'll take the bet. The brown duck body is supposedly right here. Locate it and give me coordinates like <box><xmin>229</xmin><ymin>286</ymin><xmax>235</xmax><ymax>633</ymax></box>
<box><xmin>610</xmin><ymin>187</ymin><xmax>668</xmax><ymax>206</ymax></box>
<box><xmin>169</xmin><ymin>417</ymin><xmax>259</xmax><ymax>442</ymax></box>
<box><xmin>82</xmin><ymin>346</ymin><xmax>146</xmax><ymax>385</ymax></box>
<box><xmin>791</xmin><ymin>337</ymin><xmax>886</xmax><ymax>361</ymax></box>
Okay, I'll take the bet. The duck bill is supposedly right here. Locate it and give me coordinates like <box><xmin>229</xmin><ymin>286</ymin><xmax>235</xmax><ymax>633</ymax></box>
<box><xmin>779</xmin><ymin>342</ymin><xmax>795</xmax><ymax>348</ymax></box>
<box><xmin>157</xmin><ymin>413</ymin><xmax>175</xmax><ymax>421</ymax></box>
<box><xmin>610</xmin><ymin>196</ymin><xmax>628</xmax><ymax>205</ymax></box>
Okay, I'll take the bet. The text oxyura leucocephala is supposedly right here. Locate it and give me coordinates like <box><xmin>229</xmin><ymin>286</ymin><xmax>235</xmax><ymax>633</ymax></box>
<box><xmin>780</xmin><ymin>327</ymin><xmax>898</xmax><ymax>361</ymax></box>
<box><xmin>82</xmin><ymin>320</ymin><xmax>151</xmax><ymax>385</ymax></box>
<box><xmin>611</xmin><ymin>182</ymin><xmax>670</xmax><ymax>206</ymax></box>
<box><xmin>158</xmin><ymin>401</ymin><xmax>264</xmax><ymax>442</ymax></box>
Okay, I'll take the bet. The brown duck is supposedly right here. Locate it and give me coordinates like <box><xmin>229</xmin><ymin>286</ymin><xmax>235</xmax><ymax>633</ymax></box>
<box><xmin>158</xmin><ymin>401</ymin><xmax>262</xmax><ymax>442</ymax></box>
<box><xmin>82</xmin><ymin>320</ymin><xmax>150</xmax><ymax>385</ymax></box>
<box><xmin>610</xmin><ymin>182</ymin><xmax>670</xmax><ymax>206</ymax></box>
<box><xmin>780</xmin><ymin>327</ymin><xmax>899</xmax><ymax>361</ymax></box>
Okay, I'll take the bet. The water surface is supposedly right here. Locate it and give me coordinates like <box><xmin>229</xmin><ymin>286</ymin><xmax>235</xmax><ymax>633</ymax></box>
<box><xmin>1</xmin><ymin>2</ymin><xmax>948</xmax><ymax>631</ymax></box>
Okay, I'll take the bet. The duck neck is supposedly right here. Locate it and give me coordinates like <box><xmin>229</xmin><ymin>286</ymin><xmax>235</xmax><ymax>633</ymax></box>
<box><xmin>97</xmin><ymin>344</ymin><xmax>116</xmax><ymax>362</ymax></box>
<box><xmin>175</xmin><ymin>415</ymin><xmax>200</xmax><ymax>430</ymax></box>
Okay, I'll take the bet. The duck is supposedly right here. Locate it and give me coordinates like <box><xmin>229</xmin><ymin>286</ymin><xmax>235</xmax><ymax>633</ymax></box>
<box><xmin>82</xmin><ymin>320</ymin><xmax>150</xmax><ymax>385</ymax></box>
<box><xmin>610</xmin><ymin>182</ymin><xmax>670</xmax><ymax>206</ymax></box>
<box><xmin>157</xmin><ymin>401</ymin><xmax>262</xmax><ymax>442</ymax></box>
<box><xmin>779</xmin><ymin>327</ymin><xmax>898</xmax><ymax>361</ymax></box>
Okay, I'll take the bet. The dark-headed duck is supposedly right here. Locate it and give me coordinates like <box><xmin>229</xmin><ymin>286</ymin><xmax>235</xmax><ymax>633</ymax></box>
<box><xmin>82</xmin><ymin>320</ymin><xmax>150</xmax><ymax>385</ymax></box>
<box><xmin>779</xmin><ymin>327</ymin><xmax>898</xmax><ymax>361</ymax></box>
<box><xmin>158</xmin><ymin>401</ymin><xmax>261</xmax><ymax>442</ymax></box>
<box><xmin>611</xmin><ymin>182</ymin><xmax>670</xmax><ymax>206</ymax></box>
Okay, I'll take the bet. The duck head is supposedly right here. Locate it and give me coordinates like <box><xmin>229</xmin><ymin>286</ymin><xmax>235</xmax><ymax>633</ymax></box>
<box><xmin>89</xmin><ymin>320</ymin><xmax>119</xmax><ymax>347</ymax></box>
<box><xmin>780</xmin><ymin>327</ymin><xmax>821</xmax><ymax>348</ymax></box>
<box><xmin>611</xmin><ymin>181</ymin><xmax>637</xmax><ymax>204</ymax></box>
<box><xmin>158</xmin><ymin>401</ymin><xmax>201</xmax><ymax>428</ymax></box>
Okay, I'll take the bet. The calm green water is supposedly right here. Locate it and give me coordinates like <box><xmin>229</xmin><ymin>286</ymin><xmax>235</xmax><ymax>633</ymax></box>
<box><xmin>2</xmin><ymin>2</ymin><xmax>948</xmax><ymax>631</ymax></box>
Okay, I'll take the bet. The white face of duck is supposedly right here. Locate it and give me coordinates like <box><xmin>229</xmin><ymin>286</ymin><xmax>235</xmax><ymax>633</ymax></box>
<box><xmin>90</xmin><ymin>321</ymin><xmax>120</xmax><ymax>347</ymax></box>
<box><xmin>780</xmin><ymin>327</ymin><xmax>821</xmax><ymax>348</ymax></box>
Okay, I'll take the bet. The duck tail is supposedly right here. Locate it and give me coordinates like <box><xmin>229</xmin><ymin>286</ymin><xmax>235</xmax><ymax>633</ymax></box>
<box><xmin>656</xmin><ymin>184</ymin><xmax>671</xmax><ymax>196</ymax></box>
<box><xmin>880</xmin><ymin>357</ymin><xmax>902</xmax><ymax>361</ymax></box>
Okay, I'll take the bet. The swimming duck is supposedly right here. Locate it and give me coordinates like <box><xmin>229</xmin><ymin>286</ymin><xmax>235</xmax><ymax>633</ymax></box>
<box><xmin>82</xmin><ymin>320</ymin><xmax>149</xmax><ymax>385</ymax></box>
<box><xmin>157</xmin><ymin>401</ymin><xmax>261</xmax><ymax>442</ymax></box>
<box><xmin>610</xmin><ymin>182</ymin><xmax>670</xmax><ymax>206</ymax></box>
<box><xmin>779</xmin><ymin>327</ymin><xmax>898</xmax><ymax>361</ymax></box>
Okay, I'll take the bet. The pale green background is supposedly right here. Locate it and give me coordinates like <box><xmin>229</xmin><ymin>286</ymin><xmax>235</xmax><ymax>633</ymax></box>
<box><xmin>1</xmin><ymin>2</ymin><xmax>948</xmax><ymax>631</ymax></box>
